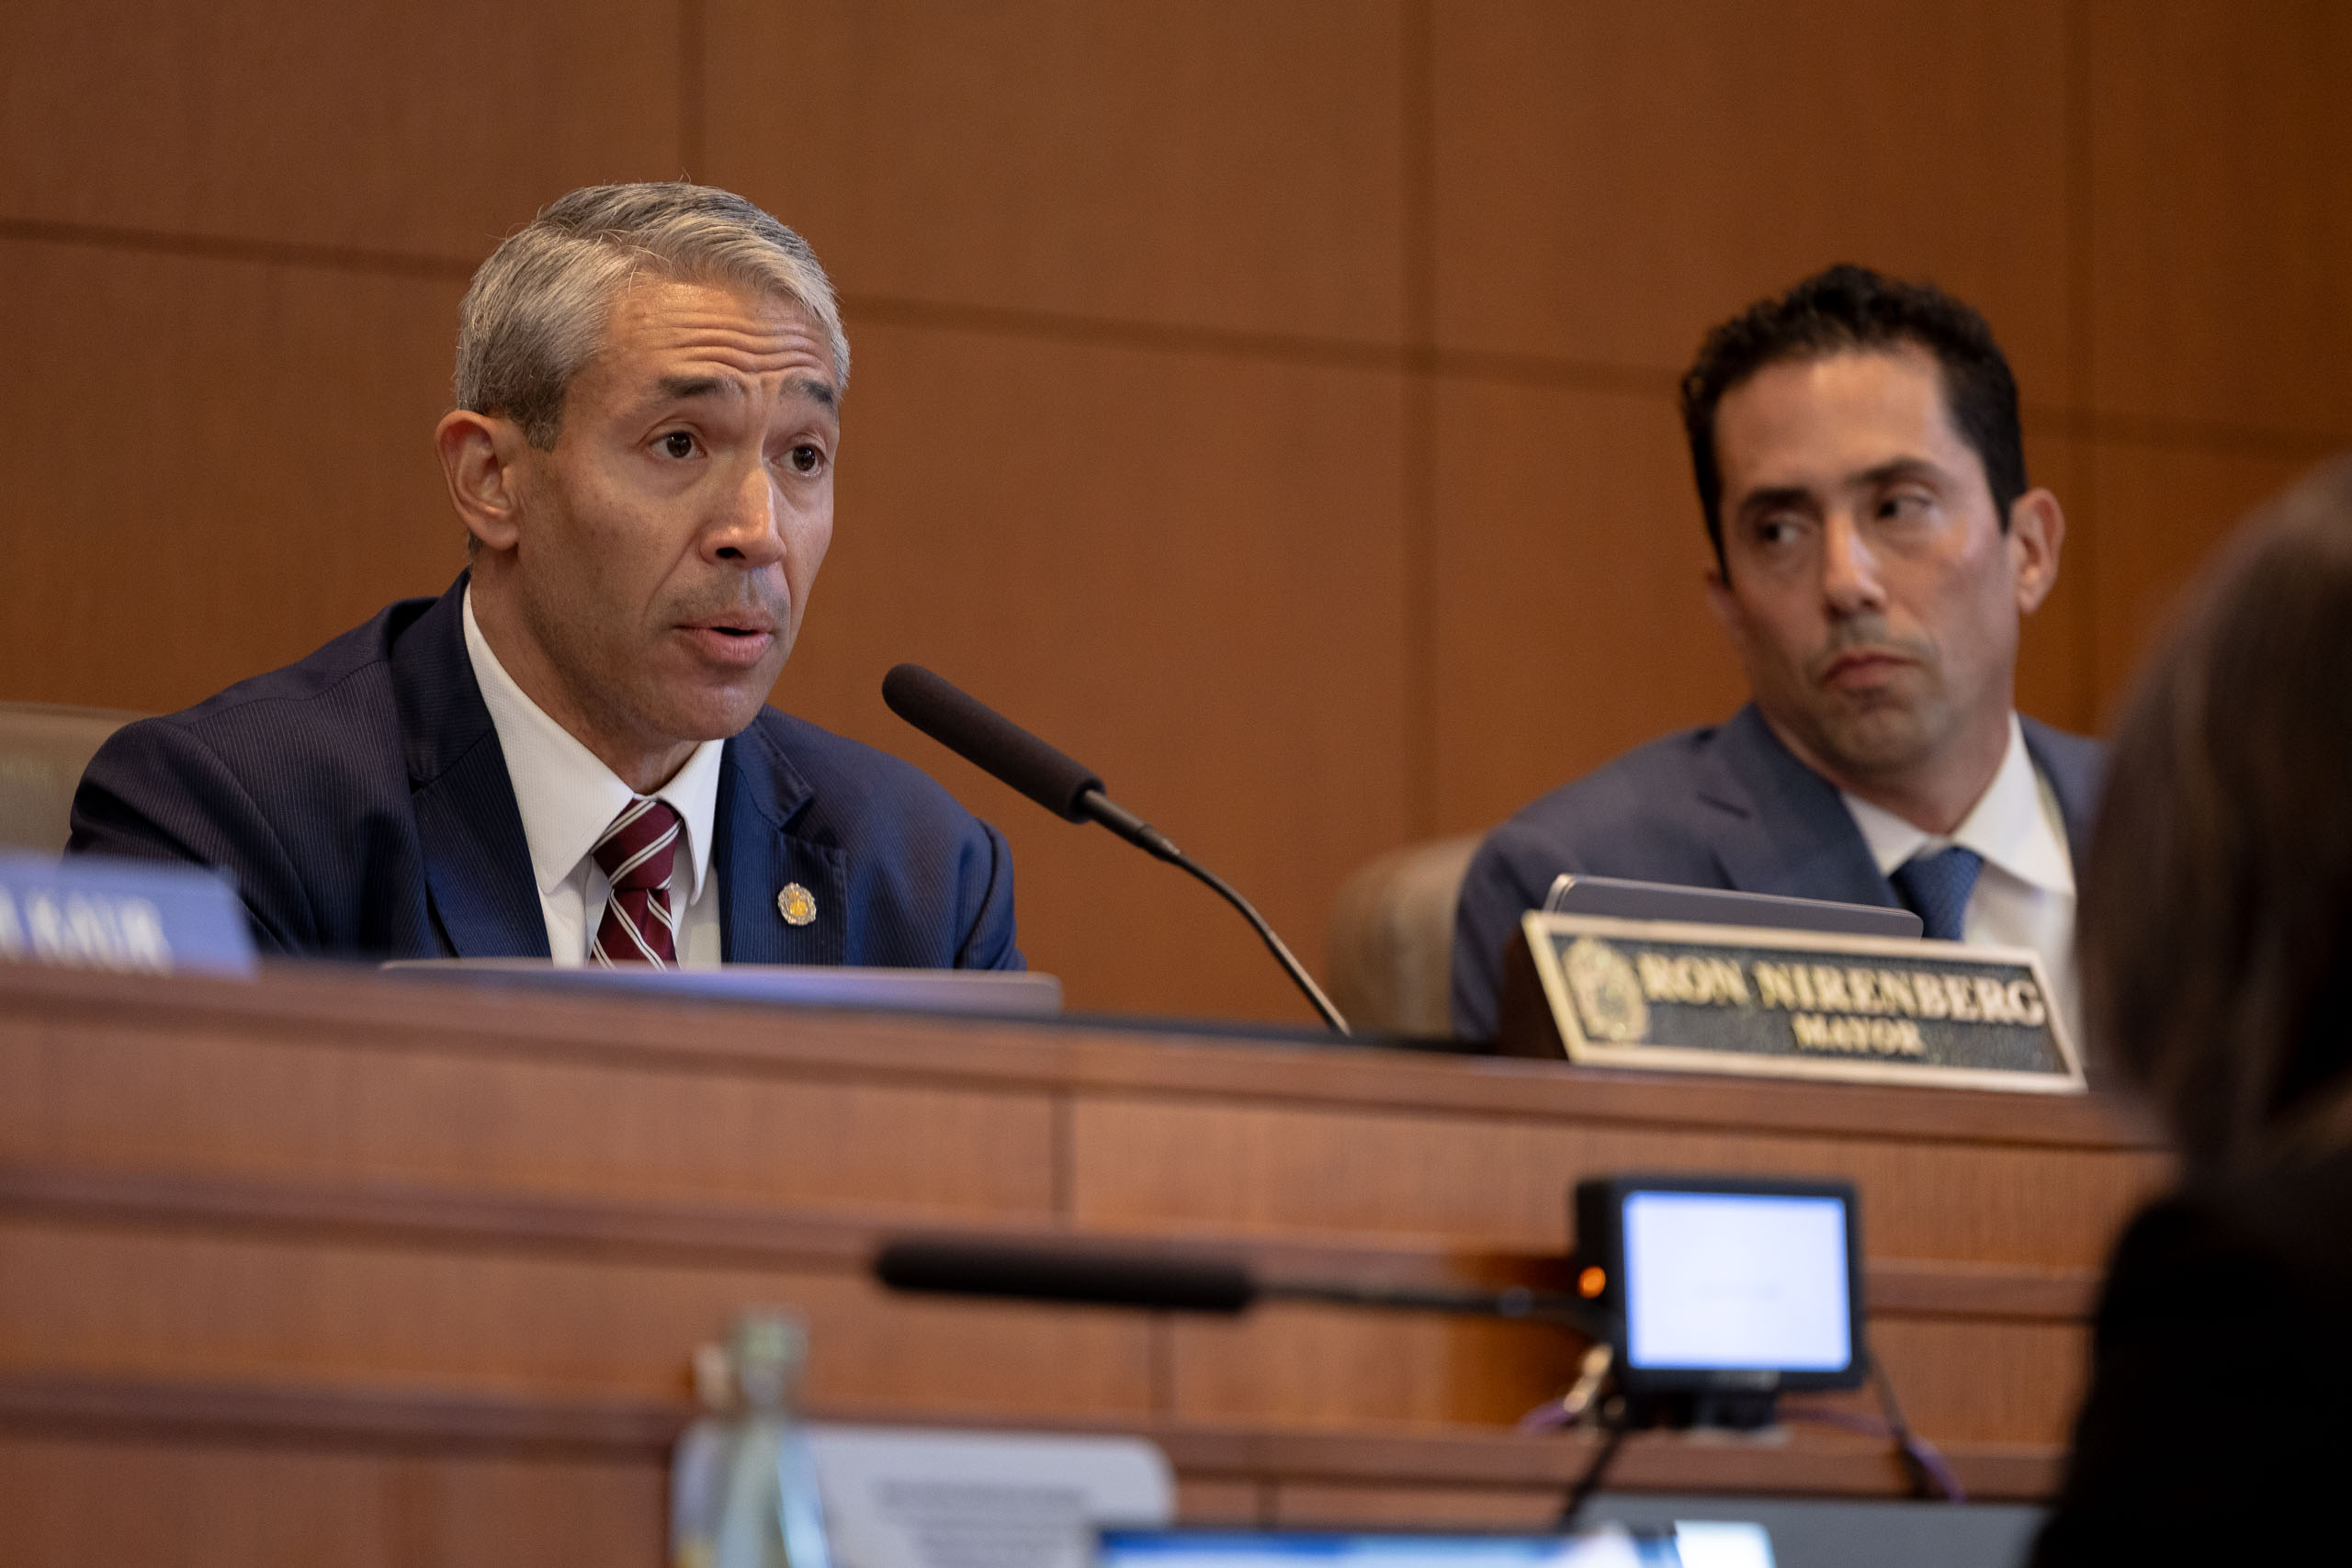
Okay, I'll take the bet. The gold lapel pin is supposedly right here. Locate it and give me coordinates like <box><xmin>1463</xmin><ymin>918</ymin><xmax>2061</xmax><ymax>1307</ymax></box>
<box><xmin>776</xmin><ymin>883</ymin><xmax>818</xmax><ymax>927</ymax></box>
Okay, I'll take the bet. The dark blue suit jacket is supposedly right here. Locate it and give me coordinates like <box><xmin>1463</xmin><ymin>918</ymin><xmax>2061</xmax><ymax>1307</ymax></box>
<box><xmin>67</xmin><ymin>577</ymin><xmax>1023</xmax><ymax>969</ymax></box>
<box><xmin>1450</xmin><ymin>704</ymin><xmax>2102</xmax><ymax>1039</ymax></box>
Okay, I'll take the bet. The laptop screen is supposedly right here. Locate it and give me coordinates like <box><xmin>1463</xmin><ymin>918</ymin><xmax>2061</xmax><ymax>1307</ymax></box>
<box><xmin>1097</xmin><ymin>1525</ymin><xmax>1772</xmax><ymax>1568</ymax></box>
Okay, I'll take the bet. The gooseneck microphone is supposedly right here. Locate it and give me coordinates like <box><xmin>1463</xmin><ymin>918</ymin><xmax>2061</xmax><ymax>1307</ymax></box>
<box><xmin>874</xmin><ymin>1236</ymin><xmax>1603</xmax><ymax>1336</ymax></box>
<box><xmin>882</xmin><ymin>664</ymin><xmax>1351</xmax><ymax>1034</ymax></box>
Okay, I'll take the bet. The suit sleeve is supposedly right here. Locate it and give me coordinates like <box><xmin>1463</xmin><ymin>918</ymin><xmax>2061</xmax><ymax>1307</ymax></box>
<box><xmin>66</xmin><ymin>719</ymin><xmax>315</xmax><ymax>953</ymax></box>
<box><xmin>1449</xmin><ymin>819</ymin><xmax>1569</xmax><ymax>1041</ymax></box>
<box><xmin>953</xmin><ymin>817</ymin><xmax>1023</xmax><ymax>972</ymax></box>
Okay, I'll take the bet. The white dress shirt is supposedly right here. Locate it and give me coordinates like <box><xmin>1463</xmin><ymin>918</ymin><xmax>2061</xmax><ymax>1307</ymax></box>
<box><xmin>462</xmin><ymin>587</ymin><xmax>725</xmax><ymax>966</ymax></box>
<box><xmin>1841</xmin><ymin>714</ymin><xmax>2080</xmax><ymax>1044</ymax></box>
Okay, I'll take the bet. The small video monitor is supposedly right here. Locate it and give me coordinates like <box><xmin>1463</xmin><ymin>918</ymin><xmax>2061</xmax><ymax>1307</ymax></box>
<box><xmin>1572</xmin><ymin>1176</ymin><xmax>1865</xmax><ymax>1393</ymax></box>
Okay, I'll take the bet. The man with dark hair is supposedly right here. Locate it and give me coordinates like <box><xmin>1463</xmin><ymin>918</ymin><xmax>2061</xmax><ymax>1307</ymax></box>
<box><xmin>1450</xmin><ymin>265</ymin><xmax>2099</xmax><ymax>1041</ymax></box>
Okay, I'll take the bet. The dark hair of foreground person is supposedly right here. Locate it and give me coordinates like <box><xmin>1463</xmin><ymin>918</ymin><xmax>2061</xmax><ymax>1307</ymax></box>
<box><xmin>2079</xmin><ymin>455</ymin><xmax>2352</xmax><ymax>1168</ymax></box>
<box><xmin>2034</xmin><ymin>452</ymin><xmax>2352</xmax><ymax>1563</ymax></box>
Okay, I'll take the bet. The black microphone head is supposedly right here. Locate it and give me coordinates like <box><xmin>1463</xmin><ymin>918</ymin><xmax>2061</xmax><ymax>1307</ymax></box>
<box><xmin>882</xmin><ymin>664</ymin><xmax>1104</xmax><ymax>822</ymax></box>
<box><xmin>874</xmin><ymin>1238</ymin><xmax>1256</xmax><ymax>1314</ymax></box>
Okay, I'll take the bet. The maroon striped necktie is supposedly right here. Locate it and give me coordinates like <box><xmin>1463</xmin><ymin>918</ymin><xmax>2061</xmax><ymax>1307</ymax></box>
<box><xmin>590</xmin><ymin>797</ymin><xmax>682</xmax><ymax>967</ymax></box>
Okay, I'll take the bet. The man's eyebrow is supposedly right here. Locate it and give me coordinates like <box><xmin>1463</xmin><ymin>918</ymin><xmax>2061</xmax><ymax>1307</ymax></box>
<box><xmin>786</xmin><ymin>376</ymin><xmax>838</xmax><ymax>411</ymax></box>
<box><xmin>1735</xmin><ymin>484</ymin><xmax>1817</xmax><ymax>519</ymax></box>
<box><xmin>652</xmin><ymin>374</ymin><xmax>736</xmax><ymax>402</ymax></box>
<box><xmin>1856</xmin><ymin>456</ymin><xmax>1951</xmax><ymax>489</ymax></box>
<box><xmin>649</xmin><ymin>373</ymin><xmax>836</xmax><ymax>412</ymax></box>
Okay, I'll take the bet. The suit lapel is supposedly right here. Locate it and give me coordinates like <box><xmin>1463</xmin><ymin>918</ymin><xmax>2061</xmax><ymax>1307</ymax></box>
<box><xmin>2021</xmin><ymin>717</ymin><xmax>2105</xmax><ymax>874</ymax></box>
<box><xmin>715</xmin><ymin>721</ymin><xmax>846</xmax><ymax>965</ymax></box>
<box><xmin>1694</xmin><ymin>705</ymin><xmax>1900</xmax><ymax>909</ymax></box>
<box><xmin>392</xmin><ymin>576</ymin><xmax>549</xmax><ymax>958</ymax></box>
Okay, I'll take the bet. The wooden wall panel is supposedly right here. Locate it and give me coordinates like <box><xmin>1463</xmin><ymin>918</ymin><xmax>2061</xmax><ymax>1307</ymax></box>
<box><xmin>0</xmin><ymin>1019</ymin><xmax>1057</xmax><ymax>1217</ymax></box>
<box><xmin>0</xmin><ymin>1434</ymin><xmax>664</xmax><ymax>1568</ymax></box>
<box><xmin>1431</xmin><ymin>378</ymin><xmax>1747</xmax><ymax>836</ymax></box>
<box><xmin>17</xmin><ymin>1438</ymin><xmax>1605</xmax><ymax>1565</ymax></box>
<box><xmin>704</xmin><ymin>0</ymin><xmax>1407</xmax><ymax>344</ymax></box>
<box><xmin>1175</xmin><ymin>1479</ymin><xmax>1272</xmax><ymax>1527</ymax></box>
<box><xmin>2086</xmin><ymin>439</ymin><xmax>2324</xmax><ymax>709</ymax></box>
<box><xmin>0</xmin><ymin>0</ymin><xmax>680</xmax><ymax>258</ymax></box>
<box><xmin>1430</xmin><ymin>0</ymin><xmax>2073</xmax><ymax>401</ymax></box>
<box><xmin>1166</xmin><ymin>1304</ymin><xmax>2086</xmax><ymax>1449</ymax></box>
<box><xmin>2086</xmin><ymin>0</ymin><xmax>2352</xmax><ymax>438</ymax></box>
<box><xmin>774</xmin><ymin>322</ymin><xmax>1409</xmax><ymax>1021</ymax></box>
<box><xmin>1867</xmin><ymin>1317</ymin><xmax>2088</xmax><ymax>1448</ymax></box>
<box><xmin>0</xmin><ymin>1222</ymin><xmax>1158</xmax><ymax>1417</ymax></box>
<box><xmin>1270</xmin><ymin>1483</ymin><xmax>1558</xmax><ymax>1529</ymax></box>
<box><xmin>1169</xmin><ymin>1305</ymin><xmax>1582</xmax><ymax>1428</ymax></box>
<box><xmin>0</xmin><ymin>238</ymin><xmax>467</xmax><ymax>713</ymax></box>
<box><xmin>1068</xmin><ymin>1097</ymin><xmax>2167</xmax><ymax>1269</ymax></box>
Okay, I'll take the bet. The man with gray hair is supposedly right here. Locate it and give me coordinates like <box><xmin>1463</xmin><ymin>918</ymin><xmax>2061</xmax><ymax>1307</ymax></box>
<box><xmin>69</xmin><ymin>183</ymin><xmax>1022</xmax><ymax>970</ymax></box>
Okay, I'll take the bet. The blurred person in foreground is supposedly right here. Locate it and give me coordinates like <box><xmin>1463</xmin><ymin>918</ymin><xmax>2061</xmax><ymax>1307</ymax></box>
<box><xmin>2032</xmin><ymin>455</ymin><xmax>2352</xmax><ymax>1562</ymax></box>
<box><xmin>1451</xmin><ymin>265</ymin><xmax>2096</xmax><ymax>1042</ymax></box>
<box><xmin>69</xmin><ymin>183</ymin><xmax>1020</xmax><ymax>969</ymax></box>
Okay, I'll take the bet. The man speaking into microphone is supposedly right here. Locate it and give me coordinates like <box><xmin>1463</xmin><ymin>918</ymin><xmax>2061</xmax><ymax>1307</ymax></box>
<box><xmin>70</xmin><ymin>183</ymin><xmax>1021</xmax><ymax>971</ymax></box>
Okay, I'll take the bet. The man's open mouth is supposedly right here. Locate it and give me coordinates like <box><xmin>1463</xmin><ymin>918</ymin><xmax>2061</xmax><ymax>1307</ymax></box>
<box><xmin>678</xmin><ymin>620</ymin><xmax>778</xmax><ymax>664</ymax></box>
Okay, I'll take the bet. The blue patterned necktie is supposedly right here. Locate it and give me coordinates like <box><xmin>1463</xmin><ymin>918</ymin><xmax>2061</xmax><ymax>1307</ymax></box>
<box><xmin>1891</xmin><ymin>845</ymin><xmax>1983</xmax><ymax>942</ymax></box>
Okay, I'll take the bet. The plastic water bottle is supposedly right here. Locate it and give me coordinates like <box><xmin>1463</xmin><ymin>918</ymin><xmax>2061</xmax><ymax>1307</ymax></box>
<box><xmin>672</xmin><ymin>1313</ymin><xmax>835</xmax><ymax>1568</ymax></box>
<box><xmin>671</xmin><ymin>1340</ymin><xmax>737</xmax><ymax>1568</ymax></box>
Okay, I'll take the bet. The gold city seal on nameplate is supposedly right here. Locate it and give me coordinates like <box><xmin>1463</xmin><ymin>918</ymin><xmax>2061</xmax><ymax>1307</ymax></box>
<box><xmin>1561</xmin><ymin>935</ymin><xmax>1649</xmax><ymax>1042</ymax></box>
<box><xmin>776</xmin><ymin>883</ymin><xmax>818</xmax><ymax>926</ymax></box>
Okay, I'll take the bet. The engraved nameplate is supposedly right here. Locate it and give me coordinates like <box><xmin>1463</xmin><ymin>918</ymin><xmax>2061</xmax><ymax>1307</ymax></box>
<box><xmin>1519</xmin><ymin>910</ymin><xmax>2084</xmax><ymax>1093</ymax></box>
<box><xmin>0</xmin><ymin>852</ymin><xmax>255</xmax><ymax>978</ymax></box>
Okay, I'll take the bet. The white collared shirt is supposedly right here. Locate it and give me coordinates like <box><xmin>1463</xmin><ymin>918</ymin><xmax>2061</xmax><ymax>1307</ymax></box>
<box><xmin>461</xmin><ymin>587</ymin><xmax>725</xmax><ymax>966</ymax></box>
<box><xmin>1841</xmin><ymin>715</ymin><xmax>2080</xmax><ymax>1044</ymax></box>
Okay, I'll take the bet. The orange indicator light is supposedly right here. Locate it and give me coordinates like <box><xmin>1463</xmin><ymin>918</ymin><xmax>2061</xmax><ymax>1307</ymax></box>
<box><xmin>1577</xmin><ymin>1265</ymin><xmax>1607</xmax><ymax>1298</ymax></box>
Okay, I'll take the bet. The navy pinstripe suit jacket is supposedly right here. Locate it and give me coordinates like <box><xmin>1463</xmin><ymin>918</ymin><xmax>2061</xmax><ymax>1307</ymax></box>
<box><xmin>66</xmin><ymin>576</ymin><xmax>1023</xmax><ymax>969</ymax></box>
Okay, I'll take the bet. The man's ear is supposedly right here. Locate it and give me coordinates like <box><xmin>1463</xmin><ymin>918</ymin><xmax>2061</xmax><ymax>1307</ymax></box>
<box><xmin>2007</xmin><ymin>487</ymin><xmax>2065</xmax><ymax>615</ymax></box>
<box><xmin>435</xmin><ymin>410</ymin><xmax>533</xmax><ymax>553</ymax></box>
<box><xmin>1703</xmin><ymin>560</ymin><xmax>1746</xmax><ymax>645</ymax></box>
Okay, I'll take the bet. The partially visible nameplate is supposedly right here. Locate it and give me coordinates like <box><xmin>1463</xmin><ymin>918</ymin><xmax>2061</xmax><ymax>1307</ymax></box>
<box><xmin>1515</xmin><ymin>910</ymin><xmax>2084</xmax><ymax>1093</ymax></box>
<box><xmin>0</xmin><ymin>852</ymin><xmax>256</xmax><ymax>978</ymax></box>
<box><xmin>804</xmin><ymin>1423</ymin><xmax>1170</xmax><ymax>1568</ymax></box>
